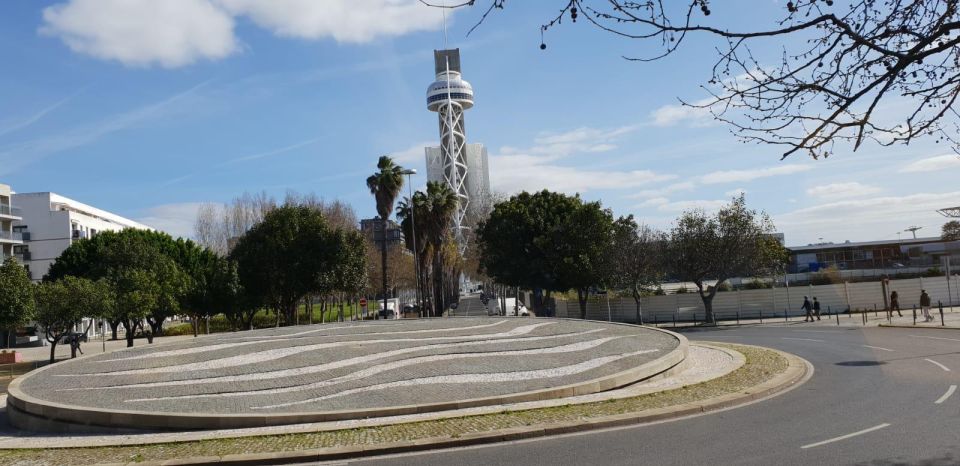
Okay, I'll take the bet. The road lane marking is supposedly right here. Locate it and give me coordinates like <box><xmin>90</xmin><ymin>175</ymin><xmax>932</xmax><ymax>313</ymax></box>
<box><xmin>910</xmin><ymin>335</ymin><xmax>960</xmax><ymax>342</ymax></box>
<box><xmin>861</xmin><ymin>345</ymin><xmax>894</xmax><ymax>352</ymax></box>
<box><xmin>925</xmin><ymin>359</ymin><xmax>951</xmax><ymax>372</ymax></box>
<box><xmin>781</xmin><ymin>337</ymin><xmax>824</xmax><ymax>342</ymax></box>
<box><xmin>935</xmin><ymin>385</ymin><xmax>957</xmax><ymax>404</ymax></box>
<box><xmin>801</xmin><ymin>423</ymin><xmax>891</xmax><ymax>449</ymax></box>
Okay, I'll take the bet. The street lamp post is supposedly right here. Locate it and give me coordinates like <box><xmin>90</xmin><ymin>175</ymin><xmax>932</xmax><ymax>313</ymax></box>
<box><xmin>400</xmin><ymin>169</ymin><xmax>420</xmax><ymax>318</ymax></box>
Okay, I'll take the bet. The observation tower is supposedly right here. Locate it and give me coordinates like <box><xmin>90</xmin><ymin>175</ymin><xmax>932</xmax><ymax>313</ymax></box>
<box><xmin>425</xmin><ymin>48</ymin><xmax>488</xmax><ymax>253</ymax></box>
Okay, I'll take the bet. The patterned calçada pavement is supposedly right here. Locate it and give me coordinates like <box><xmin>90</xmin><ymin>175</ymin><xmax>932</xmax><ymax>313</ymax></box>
<box><xmin>17</xmin><ymin>318</ymin><xmax>680</xmax><ymax>417</ymax></box>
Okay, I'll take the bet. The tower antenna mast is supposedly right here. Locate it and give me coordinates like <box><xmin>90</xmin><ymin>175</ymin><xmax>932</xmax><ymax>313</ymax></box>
<box><xmin>441</xmin><ymin>1</ymin><xmax>448</xmax><ymax>48</ymax></box>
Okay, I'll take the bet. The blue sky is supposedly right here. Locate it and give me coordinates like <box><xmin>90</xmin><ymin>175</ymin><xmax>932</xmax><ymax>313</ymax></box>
<box><xmin>1</xmin><ymin>0</ymin><xmax>958</xmax><ymax>246</ymax></box>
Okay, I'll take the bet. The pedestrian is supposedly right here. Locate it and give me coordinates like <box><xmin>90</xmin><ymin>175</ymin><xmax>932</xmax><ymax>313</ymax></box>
<box><xmin>801</xmin><ymin>296</ymin><xmax>814</xmax><ymax>322</ymax></box>
<box><xmin>812</xmin><ymin>297</ymin><xmax>822</xmax><ymax>320</ymax></box>
<box><xmin>920</xmin><ymin>289</ymin><xmax>933</xmax><ymax>322</ymax></box>
<box><xmin>890</xmin><ymin>290</ymin><xmax>902</xmax><ymax>317</ymax></box>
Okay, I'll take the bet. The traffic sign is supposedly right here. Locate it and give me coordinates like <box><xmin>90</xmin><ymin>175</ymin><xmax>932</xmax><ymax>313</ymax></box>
<box><xmin>359</xmin><ymin>298</ymin><xmax>367</xmax><ymax>307</ymax></box>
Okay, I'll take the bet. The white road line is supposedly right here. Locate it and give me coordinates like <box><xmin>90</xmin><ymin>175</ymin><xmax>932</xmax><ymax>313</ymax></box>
<box><xmin>801</xmin><ymin>423</ymin><xmax>891</xmax><ymax>449</ymax></box>
<box><xmin>781</xmin><ymin>337</ymin><xmax>824</xmax><ymax>342</ymax></box>
<box><xmin>925</xmin><ymin>359</ymin><xmax>951</xmax><ymax>372</ymax></box>
<box><xmin>935</xmin><ymin>385</ymin><xmax>957</xmax><ymax>404</ymax></box>
<box><xmin>910</xmin><ymin>335</ymin><xmax>960</xmax><ymax>342</ymax></box>
<box><xmin>861</xmin><ymin>345</ymin><xmax>894</xmax><ymax>352</ymax></box>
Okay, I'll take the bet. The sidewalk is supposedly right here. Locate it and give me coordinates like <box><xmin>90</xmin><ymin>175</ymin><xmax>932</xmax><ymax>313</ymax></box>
<box><xmin>4</xmin><ymin>333</ymin><xmax>202</xmax><ymax>366</ymax></box>
<box><xmin>647</xmin><ymin>305</ymin><xmax>960</xmax><ymax>330</ymax></box>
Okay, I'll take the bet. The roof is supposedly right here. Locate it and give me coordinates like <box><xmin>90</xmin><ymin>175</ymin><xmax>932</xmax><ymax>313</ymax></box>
<box><xmin>13</xmin><ymin>191</ymin><xmax>152</xmax><ymax>230</ymax></box>
<box><xmin>788</xmin><ymin>236</ymin><xmax>943</xmax><ymax>252</ymax></box>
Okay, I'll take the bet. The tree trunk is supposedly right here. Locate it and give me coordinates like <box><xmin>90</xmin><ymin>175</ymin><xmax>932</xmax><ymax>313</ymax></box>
<box><xmin>577</xmin><ymin>288</ymin><xmax>588</xmax><ymax>320</ymax></box>
<box><xmin>697</xmin><ymin>283</ymin><xmax>718</xmax><ymax>325</ymax></box>
<box><xmin>381</xmin><ymin>217</ymin><xmax>388</xmax><ymax>321</ymax></box>
<box><xmin>307</xmin><ymin>297</ymin><xmax>313</xmax><ymax>325</ymax></box>
<box><xmin>124</xmin><ymin>320</ymin><xmax>135</xmax><ymax>347</ymax></box>
<box><xmin>192</xmin><ymin>317</ymin><xmax>199</xmax><ymax>337</ymax></box>
<box><xmin>109</xmin><ymin>320</ymin><xmax>121</xmax><ymax>341</ymax></box>
<box><xmin>48</xmin><ymin>337</ymin><xmax>58</xmax><ymax>364</ymax></box>
<box><xmin>633</xmin><ymin>286</ymin><xmax>644</xmax><ymax>325</ymax></box>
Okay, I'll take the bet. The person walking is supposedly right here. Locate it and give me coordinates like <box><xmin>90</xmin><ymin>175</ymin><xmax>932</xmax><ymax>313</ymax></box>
<box><xmin>812</xmin><ymin>297</ymin><xmax>822</xmax><ymax>320</ymax></box>
<box><xmin>890</xmin><ymin>290</ymin><xmax>903</xmax><ymax>317</ymax></box>
<box><xmin>920</xmin><ymin>289</ymin><xmax>933</xmax><ymax>322</ymax></box>
<box><xmin>801</xmin><ymin>296</ymin><xmax>814</xmax><ymax>322</ymax></box>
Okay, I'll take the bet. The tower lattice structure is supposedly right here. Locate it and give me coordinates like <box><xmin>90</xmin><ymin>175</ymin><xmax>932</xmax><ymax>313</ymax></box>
<box><xmin>426</xmin><ymin>49</ymin><xmax>474</xmax><ymax>253</ymax></box>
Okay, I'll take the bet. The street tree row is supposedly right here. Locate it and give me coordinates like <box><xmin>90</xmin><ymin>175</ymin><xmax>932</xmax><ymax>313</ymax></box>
<box><xmin>476</xmin><ymin>192</ymin><xmax>786</xmax><ymax>324</ymax></box>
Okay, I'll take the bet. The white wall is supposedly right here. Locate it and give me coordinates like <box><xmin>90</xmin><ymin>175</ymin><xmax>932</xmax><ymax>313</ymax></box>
<box><xmin>555</xmin><ymin>275</ymin><xmax>960</xmax><ymax>323</ymax></box>
<box><xmin>13</xmin><ymin>192</ymin><xmax>152</xmax><ymax>281</ymax></box>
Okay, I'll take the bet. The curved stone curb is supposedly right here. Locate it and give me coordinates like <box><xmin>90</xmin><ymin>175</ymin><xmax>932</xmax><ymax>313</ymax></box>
<box><xmin>94</xmin><ymin>344</ymin><xmax>811</xmax><ymax>466</ymax></box>
<box><xmin>7</xmin><ymin>319</ymin><xmax>688</xmax><ymax>433</ymax></box>
<box><xmin>0</xmin><ymin>343</ymin><xmax>738</xmax><ymax>449</ymax></box>
<box><xmin>878</xmin><ymin>324</ymin><xmax>960</xmax><ymax>330</ymax></box>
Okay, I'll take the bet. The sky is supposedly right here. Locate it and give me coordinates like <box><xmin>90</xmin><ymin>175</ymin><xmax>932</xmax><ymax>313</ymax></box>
<box><xmin>0</xmin><ymin>0</ymin><xmax>957</xmax><ymax>247</ymax></box>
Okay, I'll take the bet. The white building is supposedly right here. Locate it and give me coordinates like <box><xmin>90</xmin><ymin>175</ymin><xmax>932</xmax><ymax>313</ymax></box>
<box><xmin>425</xmin><ymin>143</ymin><xmax>490</xmax><ymax>218</ymax></box>
<box><xmin>0</xmin><ymin>184</ymin><xmax>24</xmax><ymax>264</ymax></box>
<box><xmin>12</xmin><ymin>191</ymin><xmax>152</xmax><ymax>281</ymax></box>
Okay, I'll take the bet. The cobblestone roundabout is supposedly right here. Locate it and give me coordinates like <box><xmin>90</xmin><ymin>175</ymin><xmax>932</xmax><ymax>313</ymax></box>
<box><xmin>10</xmin><ymin>318</ymin><xmax>682</xmax><ymax>430</ymax></box>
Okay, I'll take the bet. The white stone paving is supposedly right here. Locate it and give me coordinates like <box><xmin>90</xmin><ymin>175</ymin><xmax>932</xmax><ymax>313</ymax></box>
<box><xmin>0</xmin><ymin>344</ymin><xmax>734</xmax><ymax>449</ymax></box>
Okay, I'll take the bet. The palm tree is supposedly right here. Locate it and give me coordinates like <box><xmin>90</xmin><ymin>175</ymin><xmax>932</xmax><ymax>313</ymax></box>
<box><xmin>397</xmin><ymin>182</ymin><xmax>457</xmax><ymax>317</ymax></box>
<box><xmin>423</xmin><ymin>182</ymin><xmax>458</xmax><ymax>316</ymax></box>
<box><xmin>366</xmin><ymin>156</ymin><xmax>405</xmax><ymax>317</ymax></box>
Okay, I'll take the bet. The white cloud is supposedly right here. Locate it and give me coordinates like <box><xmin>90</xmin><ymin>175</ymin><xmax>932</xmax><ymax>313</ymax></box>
<box><xmin>638</xmin><ymin>197</ymin><xmax>669</xmax><ymax>207</ymax></box>
<box><xmin>489</xmin><ymin>124</ymin><xmax>672</xmax><ymax>193</ymax></box>
<box><xmin>901</xmin><ymin>154</ymin><xmax>960</xmax><ymax>173</ymax></box>
<box><xmin>216</xmin><ymin>0</ymin><xmax>446</xmax><ymax>43</ymax></box>
<box><xmin>391</xmin><ymin>141</ymin><xmax>434</xmax><ymax>164</ymax></box>
<box><xmin>40</xmin><ymin>0</ymin><xmax>238</xmax><ymax>68</ymax></box>
<box><xmin>775</xmin><ymin>191</ymin><xmax>960</xmax><ymax>245</ymax></box>
<box><xmin>491</xmin><ymin>155</ymin><xmax>674</xmax><ymax>194</ymax></box>
<box><xmin>650</xmin><ymin>98</ymin><xmax>714</xmax><ymax>127</ymax></box>
<box><xmin>657</xmin><ymin>199</ymin><xmax>728</xmax><ymax>212</ymax></box>
<box><xmin>805</xmin><ymin>182</ymin><xmax>880</xmax><ymax>200</ymax></box>
<box><xmin>724</xmin><ymin>187</ymin><xmax>747</xmax><ymax>197</ymax></box>
<box><xmin>700</xmin><ymin>164</ymin><xmax>812</xmax><ymax>184</ymax></box>
<box><xmin>137</xmin><ymin>202</ymin><xmax>206</xmax><ymax>239</ymax></box>
<box><xmin>40</xmin><ymin>0</ymin><xmax>448</xmax><ymax>68</ymax></box>
<box><xmin>628</xmin><ymin>181</ymin><xmax>696</xmax><ymax>200</ymax></box>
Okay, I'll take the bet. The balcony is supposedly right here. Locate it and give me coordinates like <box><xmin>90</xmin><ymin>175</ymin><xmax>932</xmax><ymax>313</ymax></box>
<box><xmin>2</xmin><ymin>231</ymin><xmax>22</xmax><ymax>240</ymax></box>
<box><xmin>0</xmin><ymin>231</ymin><xmax>23</xmax><ymax>242</ymax></box>
<box><xmin>0</xmin><ymin>205</ymin><xmax>20</xmax><ymax>218</ymax></box>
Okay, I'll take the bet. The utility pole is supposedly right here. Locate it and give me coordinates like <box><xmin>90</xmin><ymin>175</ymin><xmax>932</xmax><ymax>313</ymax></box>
<box><xmin>904</xmin><ymin>226</ymin><xmax>922</xmax><ymax>239</ymax></box>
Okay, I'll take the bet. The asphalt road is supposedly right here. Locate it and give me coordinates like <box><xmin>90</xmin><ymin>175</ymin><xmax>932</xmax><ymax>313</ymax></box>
<box><xmin>334</xmin><ymin>324</ymin><xmax>960</xmax><ymax>466</ymax></box>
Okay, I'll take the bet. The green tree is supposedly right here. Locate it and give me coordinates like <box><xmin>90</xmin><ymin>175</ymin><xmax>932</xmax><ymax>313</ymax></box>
<box><xmin>45</xmin><ymin>229</ymin><xmax>190</xmax><ymax>346</ymax></box>
<box><xmin>942</xmin><ymin>220</ymin><xmax>960</xmax><ymax>241</ymax></box>
<box><xmin>0</xmin><ymin>258</ymin><xmax>35</xmax><ymax>348</ymax></box>
<box><xmin>35</xmin><ymin>276</ymin><xmax>113</xmax><ymax>363</ymax></box>
<box><xmin>366</xmin><ymin>155</ymin><xmax>406</xmax><ymax>317</ymax></box>
<box><xmin>476</xmin><ymin>190</ymin><xmax>616</xmax><ymax>318</ymax></box>
<box><xmin>663</xmin><ymin>195</ymin><xmax>786</xmax><ymax>324</ymax></box>
<box><xmin>230</xmin><ymin>205</ymin><xmax>358</xmax><ymax>326</ymax></box>
<box><xmin>607</xmin><ymin>216</ymin><xmax>665</xmax><ymax>325</ymax></box>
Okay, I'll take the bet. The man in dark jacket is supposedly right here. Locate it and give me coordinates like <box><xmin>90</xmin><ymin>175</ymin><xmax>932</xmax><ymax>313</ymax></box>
<box><xmin>812</xmin><ymin>297</ymin><xmax>822</xmax><ymax>321</ymax></box>
<box><xmin>801</xmin><ymin>296</ymin><xmax>814</xmax><ymax>322</ymax></box>
<box><xmin>920</xmin><ymin>290</ymin><xmax>932</xmax><ymax>322</ymax></box>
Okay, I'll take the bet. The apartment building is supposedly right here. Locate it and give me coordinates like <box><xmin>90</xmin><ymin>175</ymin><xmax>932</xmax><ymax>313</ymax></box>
<box><xmin>12</xmin><ymin>191</ymin><xmax>152</xmax><ymax>281</ymax></box>
<box><xmin>0</xmin><ymin>184</ymin><xmax>24</xmax><ymax>266</ymax></box>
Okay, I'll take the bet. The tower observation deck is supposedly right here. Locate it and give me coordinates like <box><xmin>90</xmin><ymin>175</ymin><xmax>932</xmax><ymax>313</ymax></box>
<box><xmin>425</xmin><ymin>48</ymin><xmax>489</xmax><ymax>253</ymax></box>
